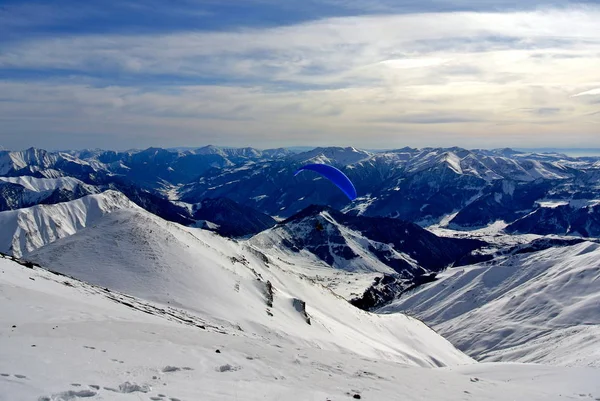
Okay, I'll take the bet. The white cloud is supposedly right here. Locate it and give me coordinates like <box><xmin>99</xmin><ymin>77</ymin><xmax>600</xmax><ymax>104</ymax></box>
<box><xmin>573</xmin><ymin>88</ymin><xmax>600</xmax><ymax>96</ymax></box>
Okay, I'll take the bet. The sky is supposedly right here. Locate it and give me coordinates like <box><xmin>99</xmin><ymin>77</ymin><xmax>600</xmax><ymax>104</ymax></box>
<box><xmin>1</xmin><ymin>0</ymin><xmax>599</xmax><ymax>151</ymax></box>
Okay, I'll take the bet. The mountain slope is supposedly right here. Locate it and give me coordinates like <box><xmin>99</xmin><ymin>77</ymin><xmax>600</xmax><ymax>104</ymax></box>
<box><xmin>449</xmin><ymin>180</ymin><xmax>552</xmax><ymax>229</ymax></box>
<box><xmin>192</xmin><ymin>197</ymin><xmax>276</xmax><ymax>237</ymax></box>
<box><xmin>380</xmin><ymin>242</ymin><xmax>600</xmax><ymax>367</ymax></box>
<box><xmin>0</xmin><ymin>191</ymin><xmax>139</xmax><ymax>257</ymax></box>
<box><xmin>27</xmin><ymin>207</ymin><xmax>471</xmax><ymax>367</ymax></box>
<box><xmin>506</xmin><ymin>202</ymin><xmax>600</xmax><ymax>237</ymax></box>
<box><xmin>3</xmin><ymin>256</ymin><xmax>599</xmax><ymax>400</ymax></box>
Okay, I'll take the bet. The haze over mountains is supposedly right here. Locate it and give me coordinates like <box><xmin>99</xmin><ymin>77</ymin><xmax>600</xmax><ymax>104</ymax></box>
<box><xmin>1</xmin><ymin>145</ymin><xmax>599</xmax><ymax>400</ymax></box>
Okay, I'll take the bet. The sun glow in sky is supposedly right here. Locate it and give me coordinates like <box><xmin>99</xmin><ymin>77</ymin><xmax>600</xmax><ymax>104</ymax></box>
<box><xmin>1</xmin><ymin>0</ymin><xmax>599</xmax><ymax>150</ymax></box>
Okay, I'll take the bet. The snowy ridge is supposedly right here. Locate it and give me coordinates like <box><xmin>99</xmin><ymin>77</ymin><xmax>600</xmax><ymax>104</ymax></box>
<box><xmin>366</xmin><ymin>147</ymin><xmax>573</xmax><ymax>182</ymax></box>
<box><xmin>0</xmin><ymin>148</ymin><xmax>60</xmax><ymax>175</ymax></box>
<box><xmin>380</xmin><ymin>242</ymin><xmax>600</xmax><ymax>367</ymax></box>
<box><xmin>0</xmin><ymin>176</ymin><xmax>87</xmax><ymax>193</ymax></box>
<box><xmin>27</xmin><ymin>207</ymin><xmax>471</xmax><ymax>368</ymax></box>
<box><xmin>0</xmin><ymin>191</ymin><xmax>139</xmax><ymax>257</ymax></box>
<box><xmin>292</xmin><ymin>147</ymin><xmax>373</xmax><ymax>166</ymax></box>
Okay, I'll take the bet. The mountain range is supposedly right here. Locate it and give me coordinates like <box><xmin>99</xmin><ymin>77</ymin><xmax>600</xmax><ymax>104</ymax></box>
<box><xmin>2</xmin><ymin>145</ymin><xmax>599</xmax><ymax>238</ymax></box>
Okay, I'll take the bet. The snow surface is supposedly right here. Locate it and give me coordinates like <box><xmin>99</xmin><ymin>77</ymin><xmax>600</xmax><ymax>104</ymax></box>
<box><xmin>0</xmin><ymin>191</ymin><xmax>139</xmax><ymax>258</ymax></box>
<box><xmin>2</xmin><ymin>255</ymin><xmax>600</xmax><ymax>400</ymax></box>
<box><xmin>251</xmin><ymin>231</ymin><xmax>384</xmax><ymax>301</ymax></box>
<box><xmin>380</xmin><ymin>242</ymin><xmax>600</xmax><ymax>367</ymax></box>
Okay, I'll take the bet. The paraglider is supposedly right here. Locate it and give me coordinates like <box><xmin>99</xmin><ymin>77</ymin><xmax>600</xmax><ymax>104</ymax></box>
<box><xmin>294</xmin><ymin>163</ymin><xmax>357</xmax><ymax>201</ymax></box>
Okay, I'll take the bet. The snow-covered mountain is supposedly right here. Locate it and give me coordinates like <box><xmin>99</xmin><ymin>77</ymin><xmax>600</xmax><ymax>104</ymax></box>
<box><xmin>2</xmin><ymin>146</ymin><xmax>600</xmax><ymax>236</ymax></box>
<box><xmin>506</xmin><ymin>201</ymin><xmax>600</xmax><ymax>237</ymax></box>
<box><xmin>0</xmin><ymin>148</ymin><xmax>61</xmax><ymax>176</ymax></box>
<box><xmin>0</xmin><ymin>175</ymin><xmax>100</xmax><ymax>212</ymax></box>
<box><xmin>4</xmin><ymin>255</ymin><xmax>599</xmax><ymax>400</ymax></box>
<box><xmin>0</xmin><ymin>191</ymin><xmax>139</xmax><ymax>257</ymax></box>
<box><xmin>252</xmin><ymin>205</ymin><xmax>485</xmax><ymax>275</ymax></box>
<box><xmin>380</xmin><ymin>241</ymin><xmax>600</xmax><ymax>367</ymax></box>
<box><xmin>0</xmin><ymin>176</ymin><xmax>86</xmax><ymax>193</ymax></box>
<box><xmin>0</xmin><ymin>147</ymin><xmax>103</xmax><ymax>180</ymax></box>
<box><xmin>26</xmin><ymin>207</ymin><xmax>470</xmax><ymax>368</ymax></box>
<box><xmin>448</xmin><ymin>180</ymin><xmax>553</xmax><ymax>229</ymax></box>
<box><xmin>290</xmin><ymin>146</ymin><xmax>372</xmax><ymax>166</ymax></box>
<box><xmin>249</xmin><ymin>205</ymin><xmax>489</xmax><ymax>309</ymax></box>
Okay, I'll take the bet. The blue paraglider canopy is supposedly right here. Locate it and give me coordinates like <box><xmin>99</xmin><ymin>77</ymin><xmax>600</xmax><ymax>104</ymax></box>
<box><xmin>294</xmin><ymin>163</ymin><xmax>357</xmax><ymax>201</ymax></box>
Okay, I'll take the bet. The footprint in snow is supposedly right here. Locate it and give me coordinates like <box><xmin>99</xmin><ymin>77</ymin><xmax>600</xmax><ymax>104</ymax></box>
<box><xmin>88</xmin><ymin>385</ymin><xmax>100</xmax><ymax>390</ymax></box>
<box><xmin>14</xmin><ymin>374</ymin><xmax>27</xmax><ymax>379</ymax></box>
<box><xmin>104</xmin><ymin>381</ymin><xmax>151</xmax><ymax>394</ymax></box>
<box><xmin>162</xmin><ymin>366</ymin><xmax>194</xmax><ymax>373</ymax></box>
<box><xmin>38</xmin><ymin>390</ymin><xmax>97</xmax><ymax>400</ymax></box>
<box><xmin>1</xmin><ymin>373</ymin><xmax>9</xmax><ymax>377</ymax></box>
<box><xmin>355</xmin><ymin>370</ymin><xmax>386</xmax><ymax>380</ymax></box>
<box><xmin>216</xmin><ymin>364</ymin><xmax>240</xmax><ymax>373</ymax></box>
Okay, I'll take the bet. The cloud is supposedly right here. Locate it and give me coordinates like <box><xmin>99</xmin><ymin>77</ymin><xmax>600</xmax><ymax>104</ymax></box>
<box><xmin>3</xmin><ymin>8</ymin><xmax>599</xmax><ymax>85</ymax></box>
<box><xmin>1</xmin><ymin>6</ymin><xmax>600</xmax><ymax>148</ymax></box>
<box><xmin>573</xmin><ymin>88</ymin><xmax>600</xmax><ymax>96</ymax></box>
<box><xmin>519</xmin><ymin>107</ymin><xmax>562</xmax><ymax>116</ymax></box>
